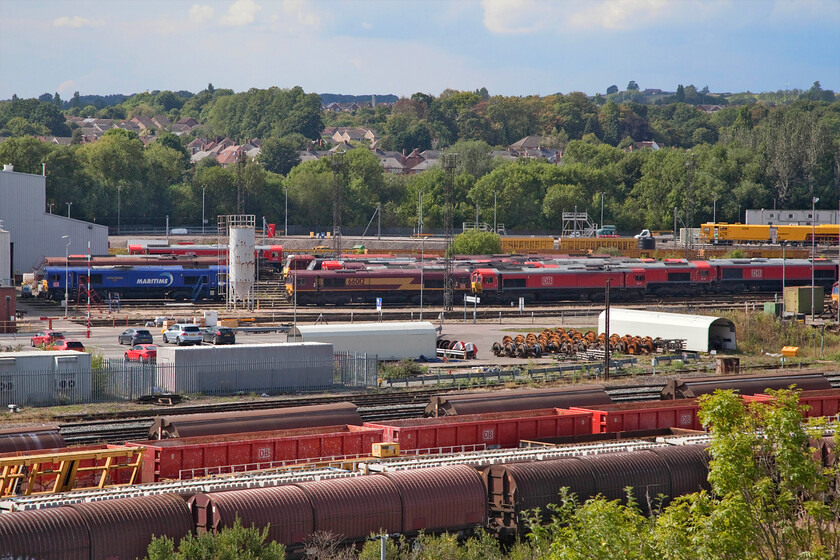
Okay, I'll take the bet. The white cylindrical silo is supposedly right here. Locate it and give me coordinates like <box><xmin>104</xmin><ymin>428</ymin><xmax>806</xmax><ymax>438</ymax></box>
<box><xmin>229</xmin><ymin>226</ymin><xmax>255</xmax><ymax>302</ymax></box>
<box><xmin>0</xmin><ymin>225</ymin><xmax>10</xmax><ymax>287</ymax></box>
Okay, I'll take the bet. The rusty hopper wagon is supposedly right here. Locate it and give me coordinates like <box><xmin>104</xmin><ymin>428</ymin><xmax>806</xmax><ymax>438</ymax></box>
<box><xmin>661</xmin><ymin>372</ymin><xmax>831</xmax><ymax>400</ymax></box>
<box><xmin>425</xmin><ymin>386</ymin><xmax>612</xmax><ymax>417</ymax></box>
<box><xmin>0</xmin><ymin>426</ymin><xmax>65</xmax><ymax>454</ymax></box>
<box><xmin>148</xmin><ymin>402</ymin><xmax>363</xmax><ymax>439</ymax></box>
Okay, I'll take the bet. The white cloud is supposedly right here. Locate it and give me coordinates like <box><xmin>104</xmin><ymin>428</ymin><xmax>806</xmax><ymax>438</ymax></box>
<box><xmin>361</xmin><ymin>21</ymin><xmax>373</xmax><ymax>30</ymax></box>
<box><xmin>57</xmin><ymin>80</ymin><xmax>76</xmax><ymax>96</ymax></box>
<box><xmin>481</xmin><ymin>0</ymin><xmax>545</xmax><ymax>34</ymax></box>
<box><xmin>189</xmin><ymin>4</ymin><xmax>215</xmax><ymax>24</ymax></box>
<box><xmin>53</xmin><ymin>16</ymin><xmax>103</xmax><ymax>28</ymax></box>
<box><xmin>220</xmin><ymin>0</ymin><xmax>262</xmax><ymax>26</ymax></box>
<box><xmin>281</xmin><ymin>0</ymin><xmax>321</xmax><ymax>28</ymax></box>
<box><xmin>481</xmin><ymin>0</ymin><xmax>728</xmax><ymax>33</ymax></box>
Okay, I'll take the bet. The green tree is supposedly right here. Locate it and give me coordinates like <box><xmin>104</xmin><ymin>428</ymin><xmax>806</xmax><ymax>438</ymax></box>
<box><xmin>606</xmin><ymin>85</ymin><xmax>619</xmax><ymax>95</ymax></box>
<box><xmin>0</xmin><ymin>136</ymin><xmax>53</xmax><ymax>173</ymax></box>
<box><xmin>450</xmin><ymin>230</ymin><xmax>502</xmax><ymax>255</ymax></box>
<box><xmin>259</xmin><ymin>137</ymin><xmax>301</xmax><ymax>175</ymax></box>
<box><xmin>145</xmin><ymin>518</ymin><xmax>284</xmax><ymax>560</ymax></box>
<box><xmin>627</xmin><ymin>80</ymin><xmax>639</xmax><ymax>91</ymax></box>
<box><xmin>654</xmin><ymin>389</ymin><xmax>840</xmax><ymax>560</ymax></box>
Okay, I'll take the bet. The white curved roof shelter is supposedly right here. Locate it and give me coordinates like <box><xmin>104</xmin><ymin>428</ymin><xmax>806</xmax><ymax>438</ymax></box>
<box><xmin>598</xmin><ymin>309</ymin><xmax>736</xmax><ymax>353</ymax></box>
<box><xmin>288</xmin><ymin>321</ymin><xmax>437</xmax><ymax>360</ymax></box>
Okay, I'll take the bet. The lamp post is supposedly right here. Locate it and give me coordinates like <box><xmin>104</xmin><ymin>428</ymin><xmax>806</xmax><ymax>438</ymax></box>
<box><xmin>62</xmin><ymin>235</ymin><xmax>70</xmax><ymax>317</ymax></box>
<box><xmin>713</xmin><ymin>193</ymin><xmax>717</xmax><ymax>224</ymax></box>
<box><xmin>202</xmin><ymin>186</ymin><xmax>206</xmax><ymax>235</ymax></box>
<box><xmin>811</xmin><ymin>197</ymin><xmax>819</xmax><ymax>323</ymax></box>
<box><xmin>420</xmin><ymin>237</ymin><xmax>425</xmax><ymax>321</ymax></box>
<box><xmin>66</xmin><ymin>202</ymin><xmax>72</xmax><ymax>218</ymax></box>
<box><xmin>600</xmin><ymin>192</ymin><xmax>604</xmax><ymax>228</ymax></box>
<box><xmin>493</xmin><ymin>190</ymin><xmax>497</xmax><ymax>234</ymax></box>
<box><xmin>117</xmin><ymin>184</ymin><xmax>121</xmax><ymax>235</ymax></box>
<box><xmin>284</xmin><ymin>185</ymin><xmax>288</xmax><ymax>237</ymax></box>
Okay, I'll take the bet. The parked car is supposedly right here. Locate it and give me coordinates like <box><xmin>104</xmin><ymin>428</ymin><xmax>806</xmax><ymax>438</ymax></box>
<box><xmin>202</xmin><ymin>326</ymin><xmax>236</xmax><ymax>345</ymax></box>
<box><xmin>634</xmin><ymin>229</ymin><xmax>653</xmax><ymax>239</ymax></box>
<box><xmin>118</xmin><ymin>328</ymin><xmax>154</xmax><ymax>345</ymax></box>
<box><xmin>47</xmin><ymin>339</ymin><xmax>85</xmax><ymax>352</ymax></box>
<box><xmin>31</xmin><ymin>330</ymin><xmax>65</xmax><ymax>347</ymax></box>
<box><xmin>596</xmin><ymin>225</ymin><xmax>619</xmax><ymax>238</ymax></box>
<box><xmin>124</xmin><ymin>344</ymin><xmax>158</xmax><ymax>362</ymax></box>
<box><xmin>162</xmin><ymin>323</ymin><xmax>202</xmax><ymax>345</ymax></box>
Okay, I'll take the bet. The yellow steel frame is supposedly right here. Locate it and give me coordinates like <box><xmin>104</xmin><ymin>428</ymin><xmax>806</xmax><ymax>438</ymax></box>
<box><xmin>0</xmin><ymin>446</ymin><xmax>145</xmax><ymax>497</ymax></box>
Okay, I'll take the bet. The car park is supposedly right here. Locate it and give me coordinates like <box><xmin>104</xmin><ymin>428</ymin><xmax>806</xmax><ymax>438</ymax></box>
<box><xmin>124</xmin><ymin>344</ymin><xmax>158</xmax><ymax>362</ymax></box>
<box><xmin>201</xmin><ymin>327</ymin><xmax>236</xmax><ymax>345</ymax></box>
<box><xmin>118</xmin><ymin>328</ymin><xmax>154</xmax><ymax>345</ymax></box>
<box><xmin>47</xmin><ymin>339</ymin><xmax>86</xmax><ymax>352</ymax></box>
<box><xmin>162</xmin><ymin>324</ymin><xmax>202</xmax><ymax>345</ymax></box>
<box><xmin>30</xmin><ymin>330</ymin><xmax>65</xmax><ymax>347</ymax></box>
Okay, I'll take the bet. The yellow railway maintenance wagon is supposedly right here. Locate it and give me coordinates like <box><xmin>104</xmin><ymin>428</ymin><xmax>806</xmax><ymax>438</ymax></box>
<box><xmin>701</xmin><ymin>223</ymin><xmax>840</xmax><ymax>244</ymax></box>
<box><xmin>557</xmin><ymin>237</ymin><xmax>637</xmax><ymax>254</ymax></box>
<box><xmin>500</xmin><ymin>236</ymin><xmax>556</xmax><ymax>253</ymax></box>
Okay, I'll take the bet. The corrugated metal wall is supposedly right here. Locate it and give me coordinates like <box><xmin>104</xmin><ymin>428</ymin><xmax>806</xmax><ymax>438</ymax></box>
<box><xmin>0</xmin><ymin>169</ymin><xmax>108</xmax><ymax>274</ymax></box>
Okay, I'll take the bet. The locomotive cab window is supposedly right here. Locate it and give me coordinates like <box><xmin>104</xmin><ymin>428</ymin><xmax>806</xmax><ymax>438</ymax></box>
<box><xmin>635</xmin><ymin>275</ymin><xmax>645</xmax><ymax>282</ymax></box>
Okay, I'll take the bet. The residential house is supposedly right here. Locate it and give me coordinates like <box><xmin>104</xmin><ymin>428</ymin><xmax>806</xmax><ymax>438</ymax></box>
<box><xmin>130</xmin><ymin>116</ymin><xmax>156</xmax><ymax>131</ymax></box>
<box><xmin>152</xmin><ymin>114</ymin><xmax>171</xmax><ymax>128</ymax></box>
<box><xmin>626</xmin><ymin>141</ymin><xmax>661</xmax><ymax>152</ymax></box>
<box><xmin>696</xmin><ymin>104</ymin><xmax>724</xmax><ymax>114</ymax></box>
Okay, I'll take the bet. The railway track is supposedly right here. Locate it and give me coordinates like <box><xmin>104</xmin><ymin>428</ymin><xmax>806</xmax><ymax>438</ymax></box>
<box><xmin>57</xmin><ymin>368</ymin><xmax>840</xmax><ymax>445</ymax></box>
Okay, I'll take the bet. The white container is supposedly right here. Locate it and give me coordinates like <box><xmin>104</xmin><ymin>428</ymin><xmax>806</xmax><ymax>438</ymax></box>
<box><xmin>0</xmin><ymin>351</ymin><xmax>92</xmax><ymax>405</ymax></box>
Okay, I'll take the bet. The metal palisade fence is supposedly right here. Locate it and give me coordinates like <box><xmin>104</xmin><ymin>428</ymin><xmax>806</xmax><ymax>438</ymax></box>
<box><xmin>0</xmin><ymin>353</ymin><xmax>379</xmax><ymax>407</ymax></box>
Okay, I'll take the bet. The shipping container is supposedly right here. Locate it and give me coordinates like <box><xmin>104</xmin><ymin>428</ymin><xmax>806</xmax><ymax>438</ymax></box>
<box><xmin>366</xmin><ymin>409</ymin><xmax>592</xmax><ymax>451</ymax></box>
<box><xmin>569</xmin><ymin>400</ymin><xmax>703</xmax><ymax>433</ymax></box>
<box><xmin>129</xmin><ymin>425</ymin><xmax>383</xmax><ymax>483</ymax></box>
<box><xmin>784</xmin><ymin>285</ymin><xmax>824</xmax><ymax>314</ymax></box>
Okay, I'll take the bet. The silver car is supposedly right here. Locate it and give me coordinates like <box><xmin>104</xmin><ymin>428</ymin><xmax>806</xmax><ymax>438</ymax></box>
<box><xmin>162</xmin><ymin>324</ymin><xmax>202</xmax><ymax>345</ymax></box>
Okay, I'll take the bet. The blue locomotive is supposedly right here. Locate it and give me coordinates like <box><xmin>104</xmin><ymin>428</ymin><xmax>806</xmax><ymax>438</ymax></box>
<box><xmin>42</xmin><ymin>265</ymin><xmax>226</xmax><ymax>302</ymax></box>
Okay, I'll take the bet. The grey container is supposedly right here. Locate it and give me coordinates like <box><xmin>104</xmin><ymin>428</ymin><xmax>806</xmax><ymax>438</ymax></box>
<box><xmin>155</xmin><ymin>342</ymin><xmax>334</xmax><ymax>395</ymax></box>
<box><xmin>0</xmin><ymin>506</ymin><xmax>91</xmax><ymax>559</ymax></box>
<box><xmin>0</xmin><ymin>350</ymin><xmax>92</xmax><ymax>406</ymax></box>
<box><xmin>67</xmin><ymin>493</ymin><xmax>193</xmax><ymax>560</ymax></box>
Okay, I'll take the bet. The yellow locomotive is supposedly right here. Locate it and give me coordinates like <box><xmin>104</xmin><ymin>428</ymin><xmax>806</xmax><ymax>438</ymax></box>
<box><xmin>700</xmin><ymin>223</ymin><xmax>840</xmax><ymax>244</ymax></box>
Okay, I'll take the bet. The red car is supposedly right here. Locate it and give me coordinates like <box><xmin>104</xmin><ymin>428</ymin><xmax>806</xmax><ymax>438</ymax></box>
<box><xmin>47</xmin><ymin>339</ymin><xmax>86</xmax><ymax>352</ymax></box>
<box><xmin>31</xmin><ymin>330</ymin><xmax>65</xmax><ymax>347</ymax></box>
<box><xmin>124</xmin><ymin>344</ymin><xmax>158</xmax><ymax>362</ymax></box>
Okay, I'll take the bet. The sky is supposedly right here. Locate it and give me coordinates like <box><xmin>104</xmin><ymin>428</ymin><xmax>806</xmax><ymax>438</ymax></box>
<box><xmin>1</xmin><ymin>0</ymin><xmax>838</xmax><ymax>101</ymax></box>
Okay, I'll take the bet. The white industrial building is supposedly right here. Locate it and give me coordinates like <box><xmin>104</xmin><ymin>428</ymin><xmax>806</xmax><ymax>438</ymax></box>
<box><xmin>288</xmin><ymin>321</ymin><xmax>438</xmax><ymax>361</ymax></box>
<box><xmin>0</xmin><ymin>350</ymin><xmax>92</xmax><ymax>406</ymax></box>
<box><xmin>598</xmin><ymin>309</ymin><xmax>736</xmax><ymax>353</ymax></box>
<box><xmin>746</xmin><ymin>209</ymin><xmax>839</xmax><ymax>226</ymax></box>
<box><xmin>0</xmin><ymin>165</ymin><xmax>108</xmax><ymax>277</ymax></box>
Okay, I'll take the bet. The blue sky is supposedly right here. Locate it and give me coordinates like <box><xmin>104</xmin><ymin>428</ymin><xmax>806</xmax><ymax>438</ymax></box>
<box><xmin>1</xmin><ymin>0</ymin><xmax>838</xmax><ymax>100</ymax></box>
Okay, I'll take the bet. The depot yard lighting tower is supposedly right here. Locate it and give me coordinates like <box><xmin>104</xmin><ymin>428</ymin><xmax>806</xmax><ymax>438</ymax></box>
<box><xmin>811</xmin><ymin>196</ymin><xmax>819</xmax><ymax>323</ymax></box>
<box><xmin>331</xmin><ymin>150</ymin><xmax>345</xmax><ymax>258</ymax></box>
<box><xmin>62</xmin><ymin>235</ymin><xmax>70</xmax><ymax>317</ymax></box>
<box><xmin>493</xmin><ymin>190</ymin><xmax>497</xmax><ymax>234</ymax></box>
<box><xmin>284</xmin><ymin>184</ymin><xmax>288</xmax><ymax>237</ymax></box>
<box><xmin>442</xmin><ymin>153</ymin><xmax>457</xmax><ymax>311</ymax></box>
<box><xmin>202</xmin><ymin>186</ymin><xmax>206</xmax><ymax>235</ymax></box>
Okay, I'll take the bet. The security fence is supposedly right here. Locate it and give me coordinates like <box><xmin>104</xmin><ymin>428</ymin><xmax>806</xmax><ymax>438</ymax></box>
<box><xmin>0</xmin><ymin>353</ymin><xmax>379</xmax><ymax>407</ymax></box>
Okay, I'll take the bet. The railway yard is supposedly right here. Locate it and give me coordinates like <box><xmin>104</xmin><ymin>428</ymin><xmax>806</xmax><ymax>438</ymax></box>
<box><xmin>1</xmin><ymin>234</ymin><xmax>840</xmax><ymax>558</ymax></box>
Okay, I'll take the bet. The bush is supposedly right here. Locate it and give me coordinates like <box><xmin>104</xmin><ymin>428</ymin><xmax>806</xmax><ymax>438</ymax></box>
<box><xmin>379</xmin><ymin>359</ymin><xmax>426</xmax><ymax>379</ymax></box>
